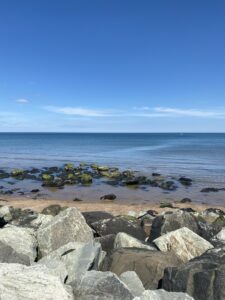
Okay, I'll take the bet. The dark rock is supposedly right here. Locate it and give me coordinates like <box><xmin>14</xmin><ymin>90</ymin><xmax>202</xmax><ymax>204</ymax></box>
<box><xmin>162</xmin><ymin>247</ymin><xmax>225</xmax><ymax>300</ymax></box>
<box><xmin>149</xmin><ymin>210</ymin><xmax>199</xmax><ymax>242</ymax></box>
<box><xmin>91</xmin><ymin>216</ymin><xmax>146</xmax><ymax>240</ymax></box>
<box><xmin>179</xmin><ymin>177</ymin><xmax>193</xmax><ymax>186</ymax></box>
<box><xmin>100</xmin><ymin>193</ymin><xmax>117</xmax><ymax>200</ymax></box>
<box><xmin>9</xmin><ymin>208</ymin><xmax>38</xmax><ymax>227</ymax></box>
<box><xmin>160</xmin><ymin>181</ymin><xmax>177</xmax><ymax>191</ymax></box>
<box><xmin>203</xmin><ymin>208</ymin><xmax>225</xmax><ymax>217</ymax></box>
<box><xmin>30</xmin><ymin>189</ymin><xmax>40</xmax><ymax>193</ymax></box>
<box><xmin>201</xmin><ymin>187</ymin><xmax>225</xmax><ymax>193</ymax></box>
<box><xmin>73</xmin><ymin>198</ymin><xmax>83</xmax><ymax>202</ymax></box>
<box><xmin>180</xmin><ymin>207</ymin><xmax>196</xmax><ymax>213</ymax></box>
<box><xmin>82</xmin><ymin>211</ymin><xmax>113</xmax><ymax>227</ymax></box>
<box><xmin>95</xmin><ymin>234</ymin><xmax>116</xmax><ymax>253</ymax></box>
<box><xmin>152</xmin><ymin>173</ymin><xmax>161</xmax><ymax>176</ymax></box>
<box><xmin>180</xmin><ymin>198</ymin><xmax>192</xmax><ymax>203</ymax></box>
<box><xmin>159</xmin><ymin>202</ymin><xmax>174</xmax><ymax>208</ymax></box>
<box><xmin>101</xmin><ymin>248</ymin><xmax>182</xmax><ymax>289</ymax></box>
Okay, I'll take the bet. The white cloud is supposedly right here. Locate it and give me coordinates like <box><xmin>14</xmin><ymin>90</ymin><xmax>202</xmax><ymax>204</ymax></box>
<box><xmin>16</xmin><ymin>98</ymin><xmax>29</xmax><ymax>104</ymax></box>
<box><xmin>44</xmin><ymin>106</ymin><xmax>114</xmax><ymax>117</ymax></box>
<box><xmin>133</xmin><ymin>106</ymin><xmax>150</xmax><ymax>111</ymax></box>
<box><xmin>154</xmin><ymin>107</ymin><xmax>225</xmax><ymax>118</ymax></box>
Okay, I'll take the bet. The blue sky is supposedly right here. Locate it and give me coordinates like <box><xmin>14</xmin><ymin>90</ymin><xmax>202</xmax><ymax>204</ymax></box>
<box><xmin>0</xmin><ymin>0</ymin><xmax>225</xmax><ymax>132</ymax></box>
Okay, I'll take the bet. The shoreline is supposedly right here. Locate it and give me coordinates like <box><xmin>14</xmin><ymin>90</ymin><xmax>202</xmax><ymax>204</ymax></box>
<box><xmin>1</xmin><ymin>196</ymin><xmax>225</xmax><ymax>215</ymax></box>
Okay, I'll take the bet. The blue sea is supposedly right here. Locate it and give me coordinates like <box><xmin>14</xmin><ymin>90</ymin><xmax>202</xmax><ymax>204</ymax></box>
<box><xmin>0</xmin><ymin>133</ymin><xmax>225</xmax><ymax>185</ymax></box>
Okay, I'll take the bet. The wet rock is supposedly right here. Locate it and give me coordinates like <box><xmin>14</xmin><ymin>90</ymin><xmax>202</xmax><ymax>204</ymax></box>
<box><xmin>30</xmin><ymin>189</ymin><xmax>40</xmax><ymax>193</ymax></box>
<box><xmin>153</xmin><ymin>227</ymin><xmax>214</xmax><ymax>263</ymax></box>
<box><xmin>64</xmin><ymin>163</ymin><xmax>75</xmax><ymax>172</ymax></box>
<box><xmin>11</xmin><ymin>168</ymin><xmax>24</xmax><ymax>177</ymax></box>
<box><xmin>180</xmin><ymin>198</ymin><xmax>192</xmax><ymax>203</ymax></box>
<box><xmin>179</xmin><ymin>177</ymin><xmax>192</xmax><ymax>186</ymax></box>
<box><xmin>101</xmin><ymin>248</ymin><xmax>182</xmax><ymax>289</ymax></box>
<box><xmin>73</xmin><ymin>197</ymin><xmax>82</xmax><ymax>201</ymax></box>
<box><xmin>162</xmin><ymin>247</ymin><xmax>225</xmax><ymax>300</ymax></box>
<box><xmin>37</xmin><ymin>207</ymin><xmax>93</xmax><ymax>257</ymax></box>
<box><xmin>114</xmin><ymin>232</ymin><xmax>156</xmax><ymax>250</ymax></box>
<box><xmin>71</xmin><ymin>270</ymin><xmax>134</xmax><ymax>299</ymax></box>
<box><xmin>91</xmin><ymin>216</ymin><xmax>146</xmax><ymax>240</ymax></box>
<box><xmin>79</xmin><ymin>173</ymin><xmax>92</xmax><ymax>184</ymax></box>
<box><xmin>149</xmin><ymin>210</ymin><xmax>200</xmax><ymax>242</ymax></box>
<box><xmin>119</xmin><ymin>271</ymin><xmax>145</xmax><ymax>297</ymax></box>
<box><xmin>134</xmin><ymin>289</ymin><xmax>194</xmax><ymax>300</ymax></box>
<box><xmin>38</xmin><ymin>240</ymin><xmax>102</xmax><ymax>284</ymax></box>
<box><xmin>0</xmin><ymin>225</ymin><xmax>37</xmax><ymax>265</ymax></box>
<box><xmin>0</xmin><ymin>263</ymin><xmax>73</xmax><ymax>300</ymax></box>
<box><xmin>201</xmin><ymin>187</ymin><xmax>225</xmax><ymax>192</ymax></box>
<box><xmin>82</xmin><ymin>211</ymin><xmax>114</xmax><ymax>227</ymax></box>
<box><xmin>160</xmin><ymin>181</ymin><xmax>177</xmax><ymax>191</ymax></box>
<box><xmin>0</xmin><ymin>172</ymin><xmax>10</xmax><ymax>179</ymax></box>
<box><xmin>97</xmin><ymin>166</ymin><xmax>110</xmax><ymax>171</ymax></box>
<box><xmin>95</xmin><ymin>234</ymin><xmax>116</xmax><ymax>253</ymax></box>
<box><xmin>152</xmin><ymin>172</ymin><xmax>161</xmax><ymax>176</ymax></box>
<box><xmin>180</xmin><ymin>208</ymin><xmax>196</xmax><ymax>213</ymax></box>
<box><xmin>100</xmin><ymin>193</ymin><xmax>117</xmax><ymax>200</ymax></box>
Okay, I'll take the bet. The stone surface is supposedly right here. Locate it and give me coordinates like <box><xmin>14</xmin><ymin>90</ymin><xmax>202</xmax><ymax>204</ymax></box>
<box><xmin>149</xmin><ymin>210</ymin><xmax>199</xmax><ymax>241</ymax></box>
<box><xmin>0</xmin><ymin>263</ymin><xmax>73</xmax><ymax>300</ymax></box>
<box><xmin>30</xmin><ymin>213</ymin><xmax>54</xmax><ymax>229</ymax></box>
<box><xmin>134</xmin><ymin>289</ymin><xmax>194</xmax><ymax>300</ymax></box>
<box><xmin>38</xmin><ymin>240</ymin><xmax>101</xmax><ymax>284</ymax></box>
<box><xmin>162</xmin><ymin>247</ymin><xmax>225</xmax><ymax>300</ymax></box>
<box><xmin>91</xmin><ymin>216</ymin><xmax>146</xmax><ymax>240</ymax></box>
<box><xmin>0</xmin><ymin>205</ymin><xmax>12</xmax><ymax>222</ymax></box>
<box><xmin>114</xmin><ymin>232</ymin><xmax>156</xmax><ymax>250</ymax></box>
<box><xmin>153</xmin><ymin>227</ymin><xmax>213</xmax><ymax>262</ymax></box>
<box><xmin>101</xmin><ymin>248</ymin><xmax>182</xmax><ymax>289</ymax></box>
<box><xmin>71</xmin><ymin>270</ymin><xmax>133</xmax><ymax>299</ymax></box>
<box><xmin>0</xmin><ymin>225</ymin><xmax>37</xmax><ymax>265</ymax></box>
<box><xmin>95</xmin><ymin>234</ymin><xmax>116</xmax><ymax>253</ymax></box>
<box><xmin>37</xmin><ymin>207</ymin><xmax>93</xmax><ymax>257</ymax></box>
<box><xmin>214</xmin><ymin>227</ymin><xmax>225</xmax><ymax>242</ymax></box>
<box><xmin>82</xmin><ymin>211</ymin><xmax>113</xmax><ymax>227</ymax></box>
<box><xmin>119</xmin><ymin>271</ymin><xmax>145</xmax><ymax>297</ymax></box>
<box><xmin>37</xmin><ymin>257</ymin><xmax>68</xmax><ymax>283</ymax></box>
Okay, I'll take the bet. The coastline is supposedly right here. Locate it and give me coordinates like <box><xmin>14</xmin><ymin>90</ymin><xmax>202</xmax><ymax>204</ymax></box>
<box><xmin>2</xmin><ymin>195</ymin><xmax>225</xmax><ymax>215</ymax></box>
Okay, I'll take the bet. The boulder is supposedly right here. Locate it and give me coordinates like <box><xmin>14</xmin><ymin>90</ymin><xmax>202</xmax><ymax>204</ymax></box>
<box><xmin>41</xmin><ymin>204</ymin><xmax>65</xmax><ymax>216</ymax></box>
<box><xmin>82</xmin><ymin>211</ymin><xmax>113</xmax><ymax>227</ymax></box>
<box><xmin>100</xmin><ymin>193</ymin><xmax>117</xmax><ymax>200</ymax></box>
<box><xmin>214</xmin><ymin>227</ymin><xmax>225</xmax><ymax>243</ymax></box>
<box><xmin>153</xmin><ymin>227</ymin><xmax>213</xmax><ymax>263</ymax></box>
<box><xmin>37</xmin><ymin>207</ymin><xmax>93</xmax><ymax>257</ymax></box>
<box><xmin>149</xmin><ymin>210</ymin><xmax>200</xmax><ymax>241</ymax></box>
<box><xmin>95</xmin><ymin>234</ymin><xmax>116</xmax><ymax>253</ymax></box>
<box><xmin>119</xmin><ymin>271</ymin><xmax>145</xmax><ymax>297</ymax></box>
<box><xmin>38</xmin><ymin>240</ymin><xmax>101</xmax><ymax>284</ymax></box>
<box><xmin>162</xmin><ymin>247</ymin><xmax>225</xmax><ymax>300</ymax></box>
<box><xmin>134</xmin><ymin>289</ymin><xmax>194</xmax><ymax>300</ymax></box>
<box><xmin>30</xmin><ymin>213</ymin><xmax>54</xmax><ymax>229</ymax></box>
<box><xmin>101</xmin><ymin>248</ymin><xmax>182</xmax><ymax>289</ymax></box>
<box><xmin>114</xmin><ymin>232</ymin><xmax>156</xmax><ymax>250</ymax></box>
<box><xmin>71</xmin><ymin>270</ymin><xmax>133</xmax><ymax>299</ymax></box>
<box><xmin>0</xmin><ymin>205</ymin><xmax>12</xmax><ymax>222</ymax></box>
<box><xmin>0</xmin><ymin>225</ymin><xmax>37</xmax><ymax>265</ymax></box>
<box><xmin>37</xmin><ymin>257</ymin><xmax>68</xmax><ymax>283</ymax></box>
<box><xmin>91</xmin><ymin>216</ymin><xmax>146</xmax><ymax>240</ymax></box>
<box><xmin>9</xmin><ymin>208</ymin><xmax>39</xmax><ymax>227</ymax></box>
<box><xmin>0</xmin><ymin>263</ymin><xmax>73</xmax><ymax>300</ymax></box>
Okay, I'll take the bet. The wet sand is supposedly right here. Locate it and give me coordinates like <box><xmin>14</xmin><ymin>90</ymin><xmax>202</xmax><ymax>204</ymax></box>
<box><xmin>1</xmin><ymin>195</ymin><xmax>225</xmax><ymax>215</ymax></box>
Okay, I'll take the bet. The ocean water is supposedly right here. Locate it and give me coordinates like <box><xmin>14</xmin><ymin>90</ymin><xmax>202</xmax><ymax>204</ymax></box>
<box><xmin>0</xmin><ymin>132</ymin><xmax>225</xmax><ymax>185</ymax></box>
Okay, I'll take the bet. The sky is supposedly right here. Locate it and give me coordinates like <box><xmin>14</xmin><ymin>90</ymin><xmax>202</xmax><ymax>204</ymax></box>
<box><xmin>0</xmin><ymin>0</ymin><xmax>225</xmax><ymax>132</ymax></box>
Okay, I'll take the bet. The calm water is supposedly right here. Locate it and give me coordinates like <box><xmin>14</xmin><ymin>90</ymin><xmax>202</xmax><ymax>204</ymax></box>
<box><xmin>0</xmin><ymin>133</ymin><xmax>225</xmax><ymax>184</ymax></box>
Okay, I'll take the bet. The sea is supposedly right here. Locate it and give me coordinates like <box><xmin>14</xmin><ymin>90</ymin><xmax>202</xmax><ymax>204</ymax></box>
<box><xmin>0</xmin><ymin>133</ymin><xmax>225</xmax><ymax>204</ymax></box>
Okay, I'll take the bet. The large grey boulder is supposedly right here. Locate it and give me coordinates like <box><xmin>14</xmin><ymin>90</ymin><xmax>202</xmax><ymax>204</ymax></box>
<box><xmin>162</xmin><ymin>247</ymin><xmax>225</xmax><ymax>300</ymax></box>
<box><xmin>119</xmin><ymin>271</ymin><xmax>145</xmax><ymax>297</ymax></box>
<box><xmin>37</xmin><ymin>207</ymin><xmax>93</xmax><ymax>257</ymax></box>
<box><xmin>214</xmin><ymin>227</ymin><xmax>225</xmax><ymax>243</ymax></box>
<box><xmin>0</xmin><ymin>225</ymin><xmax>37</xmax><ymax>265</ymax></box>
<box><xmin>91</xmin><ymin>216</ymin><xmax>146</xmax><ymax>240</ymax></box>
<box><xmin>101</xmin><ymin>248</ymin><xmax>182</xmax><ymax>289</ymax></box>
<box><xmin>114</xmin><ymin>232</ymin><xmax>156</xmax><ymax>250</ymax></box>
<box><xmin>149</xmin><ymin>210</ymin><xmax>199</xmax><ymax>241</ymax></box>
<box><xmin>30</xmin><ymin>213</ymin><xmax>54</xmax><ymax>229</ymax></box>
<box><xmin>153</xmin><ymin>227</ymin><xmax>213</xmax><ymax>262</ymax></box>
<box><xmin>133</xmin><ymin>289</ymin><xmax>194</xmax><ymax>299</ymax></box>
<box><xmin>0</xmin><ymin>263</ymin><xmax>73</xmax><ymax>300</ymax></box>
<box><xmin>38</xmin><ymin>240</ymin><xmax>101</xmax><ymax>284</ymax></box>
<box><xmin>71</xmin><ymin>270</ymin><xmax>134</xmax><ymax>299</ymax></box>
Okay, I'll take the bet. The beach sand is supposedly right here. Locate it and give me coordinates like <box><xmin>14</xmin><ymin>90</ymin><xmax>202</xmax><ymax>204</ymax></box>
<box><xmin>1</xmin><ymin>196</ymin><xmax>224</xmax><ymax>215</ymax></box>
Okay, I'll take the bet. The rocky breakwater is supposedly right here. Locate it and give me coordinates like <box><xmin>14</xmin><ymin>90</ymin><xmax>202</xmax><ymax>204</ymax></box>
<box><xmin>0</xmin><ymin>205</ymin><xmax>224</xmax><ymax>299</ymax></box>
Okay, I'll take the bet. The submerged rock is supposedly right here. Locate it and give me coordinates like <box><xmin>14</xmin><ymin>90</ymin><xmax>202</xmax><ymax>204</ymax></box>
<box><xmin>179</xmin><ymin>177</ymin><xmax>192</xmax><ymax>186</ymax></box>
